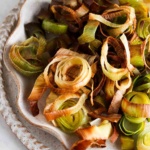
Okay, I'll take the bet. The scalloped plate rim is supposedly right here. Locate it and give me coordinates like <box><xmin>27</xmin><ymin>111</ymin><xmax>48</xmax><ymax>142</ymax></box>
<box><xmin>3</xmin><ymin>0</ymin><xmax>120</xmax><ymax>150</ymax></box>
<box><xmin>3</xmin><ymin>0</ymin><xmax>81</xmax><ymax>149</ymax></box>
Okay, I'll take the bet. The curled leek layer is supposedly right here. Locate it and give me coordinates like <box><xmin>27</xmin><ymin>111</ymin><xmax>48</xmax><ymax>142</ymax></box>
<box><xmin>43</xmin><ymin>49</ymin><xmax>92</xmax><ymax>94</ymax></box>
<box><xmin>119</xmin><ymin>116</ymin><xmax>145</xmax><ymax>136</ymax></box>
<box><xmin>50</xmin><ymin>5</ymin><xmax>82</xmax><ymax>32</ymax></box>
<box><xmin>54</xmin><ymin>56</ymin><xmax>92</xmax><ymax>90</ymax></box>
<box><xmin>133</xmin><ymin>74</ymin><xmax>150</xmax><ymax>92</ymax></box>
<box><xmin>121</xmin><ymin>91</ymin><xmax>150</xmax><ymax>118</ymax></box>
<box><xmin>9</xmin><ymin>36</ymin><xmax>46</xmax><ymax>76</ymax></box>
<box><xmin>100</xmin><ymin>34</ymin><xmax>132</xmax><ymax>81</ymax></box>
<box><xmin>119</xmin><ymin>0</ymin><xmax>148</xmax><ymax>20</ymax></box>
<box><xmin>137</xmin><ymin>18</ymin><xmax>150</xmax><ymax>39</ymax></box>
<box><xmin>78</xmin><ymin>20</ymin><xmax>99</xmax><ymax>44</ymax></box>
<box><xmin>44</xmin><ymin>93</ymin><xmax>88</xmax><ymax>133</ymax></box>
<box><xmin>89</xmin><ymin>5</ymin><xmax>136</xmax><ymax>37</ymax></box>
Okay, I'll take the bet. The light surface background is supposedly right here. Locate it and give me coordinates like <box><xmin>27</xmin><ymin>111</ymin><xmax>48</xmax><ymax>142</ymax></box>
<box><xmin>0</xmin><ymin>0</ymin><xmax>27</xmax><ymax>150</ymax></box>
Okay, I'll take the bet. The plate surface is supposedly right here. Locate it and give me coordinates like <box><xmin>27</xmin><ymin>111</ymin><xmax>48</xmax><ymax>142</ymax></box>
<box><xmin>2</xmin><ymin>0</ymin><xmax>120</xmax><ymax>150</ymax></box>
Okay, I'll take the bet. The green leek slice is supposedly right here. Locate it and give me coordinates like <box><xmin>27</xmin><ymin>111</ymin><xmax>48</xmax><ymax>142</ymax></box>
<box><xmin>119</xmin><ymin>116</ymin><xmax>145</xmax><ymax>136</ymax></box>
<box><xmin>78</xmin><ymin>20</ymin><xmax>99</xmax><ymax>44</ymax></box>
<box><xmin>55</xmin><ymin>99</ymin><xmax>88</xmax><ymax>133</ymax></box>
<box><xmin>42</xmin><ymin>19</ymin><xmax>68</xmax><ymax>34</ymax></box>
<box><xmin>133</xmin><ymin>74</ymin><xmax>150</xmax><ymax>92</ymax></box>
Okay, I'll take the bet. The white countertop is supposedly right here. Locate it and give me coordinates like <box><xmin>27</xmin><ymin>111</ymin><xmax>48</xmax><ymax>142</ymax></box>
<box><xmin>0</xmin><ymin>0</ymin><xmax>28</xmax><ymax>150</ymax></box>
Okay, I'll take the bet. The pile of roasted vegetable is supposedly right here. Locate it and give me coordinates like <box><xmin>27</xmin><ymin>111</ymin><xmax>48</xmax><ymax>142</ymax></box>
<box><xmin>9</xmin><ymin>0</ymin><xmax>150</xmax><ymax>149</ymax></box>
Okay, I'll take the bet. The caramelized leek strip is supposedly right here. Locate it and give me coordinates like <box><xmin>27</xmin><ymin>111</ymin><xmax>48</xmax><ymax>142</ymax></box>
<box><xmin>44</xmin><ymin>50</ymin><xmax>92</xmax><ymax>93</ymax></box>
<box><xmin>100</xmin><ymin>35</ymin><xmax>130</xmax><ymax>81</ymax></box>
<box><xmin>54</xmin><ymin>48</ymin><xmax>97</xmax><ymax>65</ymax></box>
<box><xmin>50</xmin><ymin>5</ymin><xmax>82</xmax><ymax>32</ymax></box>
<box><xmin>28</xmin><ymin>73</ymin><xmax>47</xmax><ymax>116</ymax></box>
<box><xmin>28</xmin><ymin>73</ymin><xmax>47</xmax><ymax>101</ymax></box>
<box><xmin>76</xmin><ymin>120</ymin><xmax>113</xmax><ymax>140</ymax></box>
<box><xmin>121</xmin><ymin>91</ymin><xmax>150</xmax><ymax>118</ymax></box>
<box><xmin>71</xmin><ymin>139</ymin><xmax>106</xmax><ymax>150</ymax></box>
<box><xmin>89</xmin><ymin>6</ymin><xmax>136</xmax><ymax>37</ymax></box>
<box><xmin>104</xmin><ymin>78</ymin><xmax>116</xmax><ymax>101</ymax></box>
<box><xmin>43</xmin><ymin>55</ymin><xmax>67</xmax><ymax>87</ymax></box>
<box><xmin>43</xmin><ymin>93</ymin><xmax>87</xmax><ymax>121</ymax></box>
<box><xmin>9</xmin><ymin>45</ymin><xmax>43</xmax><ymax>76</ymax></box>
<box><xmin>115</xmin><ymin>72</ymin><xmax>132</xmax><ymax>92</ymax></box>
<box><xmin>107</xmin><ymin>71</ymin><xmax>132</xmax><ymax>114</ymax></box>
<box><xmin>119</xmin><ymin>0</ymin><xmax>148</xmax><ymax>20</ymax></box>
<box><xmin>54</xmin><ymin>56</ymin><xmax>92</xmax><ymax>90</ymax></box>
<box><xmin>75</xmin><ymin>3</ymin><xmax>89</xmax><ymax>18</ymax></box>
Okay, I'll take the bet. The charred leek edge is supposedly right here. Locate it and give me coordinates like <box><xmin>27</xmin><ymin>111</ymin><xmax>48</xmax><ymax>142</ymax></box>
<box><xmin>89</xmin><ymin>6</ymin><xmax>136</xmax><ymax>37</ymax></box>
<box><xmin>115</xmin><ymin>72</ymin><xmax>132</xmax><ymax>92</ymax></box>
<box><xmin>130</xmin><ymin>44</ymin><xmax>144</xmax><ymax>68</ymax></box>
<box><xmin>104</xmin><ymin>78</ymin><xmax>115</xmax><ymax>100</ymax></box>
<box><xmin>43</xmin><ymin>49</ymin><xmax>95</xmax><ymax>94</ymax></box>
<box><xmin>100</xmin><ymin>34</ymin><xmax>131</xmax><ymax>81</ymax></box>
<box><xmin>121</xmin><ymin>91</ymin><xmax>150</xmax><ymax>118</ymax></box>
<box><xmin>42</xmin><ymin>19</ymin><xmax>68</xmax><ymax>34</ymax></box>
<box><xmin>77</xmin><ymin>120</ymin><xmax>113</xmax><ymax>140</ymax></box>
<box><xmin>50</xmin><ymin>4</ymin><xmax>81</xmax><ymax>32</ymax></box>
<box><xmin>119</xmin><ymin>116</ymin><xmax>145</xmax><ymax>136</ymax></box>
<box><xmin>28</xmin><ymin>73</ymin><xmax>47</xmax><ymax>101</ymax></box>
<box><xmin>119</xmin><ymin>0</ymin><xmax>148</xmax><ymax>20</ymax></box>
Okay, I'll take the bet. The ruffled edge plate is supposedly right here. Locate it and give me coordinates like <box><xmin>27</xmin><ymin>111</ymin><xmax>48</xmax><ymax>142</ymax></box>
<box><xmin>1</xmin><ymin>0</ymin><xmax>120</xmax><ymax>150</ymax></box>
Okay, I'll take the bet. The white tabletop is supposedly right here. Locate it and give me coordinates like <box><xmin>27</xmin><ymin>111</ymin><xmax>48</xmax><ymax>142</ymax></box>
<box><xmin>0</xmin><ymin>0</ymin><xmax>28</xmax><ymax>150</ymax></box>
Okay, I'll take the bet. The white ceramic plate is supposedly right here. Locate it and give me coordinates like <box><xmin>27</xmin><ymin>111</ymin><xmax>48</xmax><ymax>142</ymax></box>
<box><xmin>3</xmin><ymin>0</ymin><xmax>120</xmax><ymax>150</ymax></box>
